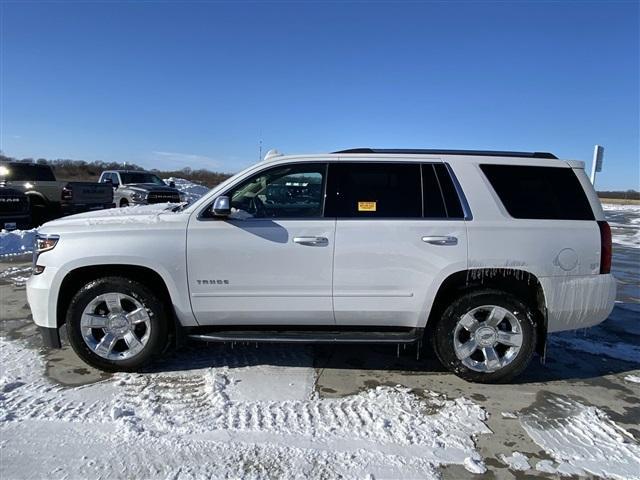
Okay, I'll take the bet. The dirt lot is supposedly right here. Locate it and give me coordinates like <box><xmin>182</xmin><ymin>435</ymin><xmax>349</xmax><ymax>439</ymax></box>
<box><xmin>0</xmin><ymin>205</ymin><xmax>638</xmax><ymax>479</ymax></box>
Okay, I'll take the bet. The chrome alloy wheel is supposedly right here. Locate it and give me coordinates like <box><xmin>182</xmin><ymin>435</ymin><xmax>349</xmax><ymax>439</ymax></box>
<box><xmin>452</xmin><ymin>305</ymin><xmax>524</xmax><ymax>373</ymax></box>
<box><xmin>80</xmin><ymin>293</ymin><xmax>151</xmax><ymax>361</ymax></box>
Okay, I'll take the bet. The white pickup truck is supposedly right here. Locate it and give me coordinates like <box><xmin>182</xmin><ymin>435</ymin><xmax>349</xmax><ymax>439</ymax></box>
<box><xmin>27</xmin><ymin>148</ymin><xmax>616</xmax><ymax>383</ymax></box>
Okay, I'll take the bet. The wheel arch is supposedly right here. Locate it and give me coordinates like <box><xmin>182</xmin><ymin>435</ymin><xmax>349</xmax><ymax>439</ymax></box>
<box><xmin>56</xmin><ymin>264</ymin><xmax>175</xmax><ymax>331</ymax></box>
<box><xmin>425</xmin><ymin>268</ymin><xmax>548</xmax><ymax>355</ymax></box>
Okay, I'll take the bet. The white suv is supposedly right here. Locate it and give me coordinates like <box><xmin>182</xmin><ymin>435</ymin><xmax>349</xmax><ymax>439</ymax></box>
<box><xmin>27</xmin><ymin>148</ymin><xmax>616</xmax><ymax>383</ymax></box>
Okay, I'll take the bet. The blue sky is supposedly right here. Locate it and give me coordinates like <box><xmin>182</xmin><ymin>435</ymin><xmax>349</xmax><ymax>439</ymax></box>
<box><xmin>1</xmin><ymin>1</ymin><xmax>638</xmax><ymax>190</ymax></box>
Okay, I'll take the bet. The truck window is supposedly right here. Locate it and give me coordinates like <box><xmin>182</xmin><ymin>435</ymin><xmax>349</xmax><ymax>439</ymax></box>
<box><xmin>119</xmin><ymin>172</ymin><xmax>165</xmax><ymax>185</ymax></box>
<box><xmin>226</xmin><ymin>163</ymin><xmax>327</xmax><ymax>219</ymax></box>
<box><xmin>326</xmin><ymin>163</ymin><xmax>422</xmax><ymax>218</ymax></box>
<box><xmin>4</xmin><ymin>163</ymin><xmax>56</xmax><ymax>181</ymax></box>
<box><xmin>480</xmin><ymin>164</ymin><xmax>594</xmax><ymax>220</ymax></box>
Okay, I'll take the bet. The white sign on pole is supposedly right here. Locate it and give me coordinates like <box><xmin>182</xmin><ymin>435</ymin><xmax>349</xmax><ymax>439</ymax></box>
<box><xmin>590</xmin><ymin>145</ymin><xmax>604</xmax><ymax>186</ymax></box>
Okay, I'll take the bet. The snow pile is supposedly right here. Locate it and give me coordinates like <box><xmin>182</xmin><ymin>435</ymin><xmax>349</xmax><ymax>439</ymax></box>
<box><xmin>499</xmin><ymin>451</ymin><xmax>531</xmax><ymax>471</ymax></box>
<box><xmin>519</xmin><ymin>393</ymin><xmax>640</xmax><ymax>479</ymax></box>
<box><xmin>165</xmin><ymin>177</ymin><xmax>210</xmax><ymax>203</ymax></box>
<box><xmin>0</xmin><ymin>229</ymin><xmax>36</xmax><ymax>257</ymax></box>
<box><xmin>0</xmin><ymin>339</ymin><xmax>491</xmax><ymax>479</ymax></box>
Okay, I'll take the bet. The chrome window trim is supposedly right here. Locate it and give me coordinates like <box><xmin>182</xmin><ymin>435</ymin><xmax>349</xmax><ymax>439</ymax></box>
<box><xmin>444</xmin><ymin>162</ymin><xmax>473</xmax><ymax>221</ymax></box>
<box><xmin>197</xmin><ymin>159</ymin><xmax>471</xmax><ymax>222</ymax></box>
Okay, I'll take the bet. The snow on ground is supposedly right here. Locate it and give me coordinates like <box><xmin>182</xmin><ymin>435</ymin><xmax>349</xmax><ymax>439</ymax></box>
<box><xmin>519</xmin><ymin>394</ymin><xmax>640</xmax><ymax>480</ymax></box>
<box><xmin>0</xmin><ymin>337</ymin><xmax>492</xmax><ymax>479</ymax></box>
<box><xmin>0</xmin><ymin>229</ymin><xmax>35</xmax><ymax>257</ymax></box>
<box><xmin>165</xmin><ymin>177</ymin><xmax>210</xmax><ymax>204</ymax></box>
<box><xmin>499</xmin><ymin>451</ymin><xmax>531</xmax><ymax>471</ymax></box>
<box><xmin>624</xmin><ymin>374</ymin><xmax>640</xmax><ymax>384</ymax></box>
<box><xmin>603</xmin><ymin>203</ymin><xmax>640</xmax><ymax>248</ymax></box>
<box><xmin>0</xmin><ymin>265</ymin><xmax>33</xmax><ymax>286</ymax></box>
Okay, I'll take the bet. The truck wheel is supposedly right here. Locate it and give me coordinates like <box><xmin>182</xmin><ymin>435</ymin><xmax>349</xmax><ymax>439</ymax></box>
<box><xmin>120</xmin><ymin>199</ymin><xmax>129</xmax><ymax>207</ymax></box>
<box><xmin>65</xmin><ymin>276</ymin><xmax>169</xmax><ymax>372</ymax></box>
<box><xmin>433</xmin><ymin>289</ymin><xmax>537</xmax><ymax>383</ymax></box>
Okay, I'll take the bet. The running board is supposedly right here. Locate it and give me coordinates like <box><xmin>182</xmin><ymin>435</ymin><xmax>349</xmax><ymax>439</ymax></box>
<box><xmin>188</xmin><ymin>328</ymin><xmax>421</xmax><ymax>344</ymax></box>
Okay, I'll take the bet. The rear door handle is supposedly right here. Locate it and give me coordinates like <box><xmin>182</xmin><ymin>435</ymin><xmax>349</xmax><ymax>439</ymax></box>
<box><xmin>293</xmin><ymin>236</ymin><xmax>329</xmax><ymax>246</ymax></box>
<box><xmin>422</xmin><ymin>236</ymin><xmax>458</xmax><ymax>246</ymax></box>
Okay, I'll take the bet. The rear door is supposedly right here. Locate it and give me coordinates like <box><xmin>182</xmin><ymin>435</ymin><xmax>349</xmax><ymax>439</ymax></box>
<box><xmin>328</xmin><ymin>161</ymin><xmax>468</xmax><ymax>327</ymax></box>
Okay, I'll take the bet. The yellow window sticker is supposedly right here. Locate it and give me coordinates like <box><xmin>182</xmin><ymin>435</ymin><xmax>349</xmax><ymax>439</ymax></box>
<box><xmin>358</xmin><ymin>201</ymin><xmax>377</xmax><ymax>212</ymax></box>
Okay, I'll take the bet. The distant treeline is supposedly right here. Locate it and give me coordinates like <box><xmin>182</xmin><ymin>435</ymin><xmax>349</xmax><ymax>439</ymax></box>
<box><xmin>598</xmin><ymin>190</ymin><xmax>640</xmax><ymax>200</ymax></box>
<box><xmin>0</xmin><ymin>155</ymin><xmax>232</xmax><ymax>188</ymax></box>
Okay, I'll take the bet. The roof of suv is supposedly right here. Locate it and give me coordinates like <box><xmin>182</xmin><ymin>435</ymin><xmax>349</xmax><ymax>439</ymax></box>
<box><xmin>332</xmin><ymin>148</ymin><xmax>558</xmax><ymax>159</ymax></box>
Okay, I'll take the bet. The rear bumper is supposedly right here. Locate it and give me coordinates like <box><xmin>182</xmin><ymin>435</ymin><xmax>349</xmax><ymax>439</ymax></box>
<box><xmin>540</xmin><ymin>274</ymin><xmax>617</xmax><ymax>333</ymax></box>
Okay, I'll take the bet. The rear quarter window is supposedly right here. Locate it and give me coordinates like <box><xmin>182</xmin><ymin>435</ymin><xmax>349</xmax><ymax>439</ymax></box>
<box><xmin>480</xmin><ymin>164</ymin><xmax>594</xmax><ymax>220</ymax></box>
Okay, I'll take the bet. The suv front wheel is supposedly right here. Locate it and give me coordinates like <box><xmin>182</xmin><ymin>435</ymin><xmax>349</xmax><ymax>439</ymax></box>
<box><xmin>433</xmin><ymin>289</ymin><xmax>537</xmax><ymax>383</ymax></box>
<box><xmin>66</xmin><ymin>276</ymin><xmax>169</xmax><ymax>372</ymax></box>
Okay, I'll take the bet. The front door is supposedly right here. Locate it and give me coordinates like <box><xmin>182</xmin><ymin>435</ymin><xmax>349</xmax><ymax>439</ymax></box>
<box><xmin>187</xmin><ymin>162</ymin><xmax>335</xmax><ymax>325</ymax></box>
<box><xmin>327</xmin><ymin>161</ymin><xmax>468</xmax><ymax>327</ymax></box>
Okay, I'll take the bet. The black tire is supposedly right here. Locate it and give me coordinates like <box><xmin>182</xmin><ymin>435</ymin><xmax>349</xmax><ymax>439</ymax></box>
<box><xmin>120</xmin><ymin>199</ymin><xmax>129</xmax><ymax>207</ymax></box>
<box><xmin>66</xmin><ymin>276</ymin><xmax>169</xmax><ymax>372</ymax></box>
<box><xmin>433</xmin><ymin>289</ymin><xmax>537</xmax><ymax>383</ymax></box>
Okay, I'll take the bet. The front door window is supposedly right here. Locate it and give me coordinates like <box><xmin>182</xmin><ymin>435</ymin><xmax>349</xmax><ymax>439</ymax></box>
<box><xmin>226</xmin><ymin>163</ymin><xmax>326</xmax><ymax>219</ymax></box>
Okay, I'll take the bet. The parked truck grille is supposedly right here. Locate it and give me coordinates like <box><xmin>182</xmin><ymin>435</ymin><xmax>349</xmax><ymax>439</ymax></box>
<box><xmin>0</xmin><ymin>194</ymin><xmax>29</xmax><ymax>214</ymax></box>
<box><xmin>147</xmin><ymin>192</ymin><xmax>180</xmax><ymax>204</ymax></box>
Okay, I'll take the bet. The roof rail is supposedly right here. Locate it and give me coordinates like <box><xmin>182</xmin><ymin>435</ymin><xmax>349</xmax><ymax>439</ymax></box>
<box><xmin>333</xmin><ymin>148</ymin><xmax>558</xmax><ymax>159</ymax></box>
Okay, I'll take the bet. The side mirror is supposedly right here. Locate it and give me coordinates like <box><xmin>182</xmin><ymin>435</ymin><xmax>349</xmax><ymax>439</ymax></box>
<box><xmin>211</xmin><ymin>196</ymin><xmax>231</xmax><ymax>217</ymax></box>
<box><xmin>169</xmin><ymin>181</ymin><xmax>176</xmax><ymax>188</ymax></box>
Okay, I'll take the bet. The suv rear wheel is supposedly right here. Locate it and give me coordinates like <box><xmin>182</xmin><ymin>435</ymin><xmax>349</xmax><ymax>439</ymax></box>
<box><xmin>433</xmin><ymin>289</ymin><xmax>537</xmax><ymax>383</ymax></box>
<box><xmin>66</xmin><ymin>276</ymin><xmax>169</xmax><ymax>372</ymax></box>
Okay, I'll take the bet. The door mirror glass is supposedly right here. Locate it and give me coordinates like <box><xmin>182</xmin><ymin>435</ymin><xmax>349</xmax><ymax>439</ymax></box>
<box><xmin>212</xmin><ymin>196</ymin><xmax>231</xmax><ymax>216</ymax></box>
<box><xmin>169</xmin><ymin>181</ymin><xmax>176</xmax><ymax>188</ymax></box>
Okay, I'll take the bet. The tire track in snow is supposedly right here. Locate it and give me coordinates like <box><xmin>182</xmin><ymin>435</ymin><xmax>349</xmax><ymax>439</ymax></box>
<box><xmin>520</xmin><ymin>392</ymin><xmax>640</xmax><ymax>479</ymax></box>
<box><xmin>1</xmin><ymin>338</ymin><xmax>490</xmax><ymax>478</ymax></box>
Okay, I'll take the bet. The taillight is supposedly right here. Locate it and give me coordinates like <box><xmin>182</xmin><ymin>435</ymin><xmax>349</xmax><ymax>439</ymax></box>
<box><xmin>597</xmin><ymin>220</ymin><xmax>612</xmax><ymax>274</ymax></box>
<box><xmin>61</xmin><ymin>185</ymin><xmax>73</xmax><ymax>201</ymax></box>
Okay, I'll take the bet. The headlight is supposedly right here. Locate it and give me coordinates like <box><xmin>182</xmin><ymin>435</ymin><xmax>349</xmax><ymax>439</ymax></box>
<box><xmin>33</xmin><ymin>234</ymin><xmax>59</xmax><ymax>275</ymax></box>
<box><xmin>131</xmin><ymin>191</ymin><xmax>148</xmax><ymax>201</ymax></box>
<box><xmin>179</xmin><ymin>192</ymin><xmax>186</xmax><ymax>203</ymax></box>
<box><xmin>36</xmin><ymin>234</ymin><xmax>59</xmax><ymax>253</ymax></box>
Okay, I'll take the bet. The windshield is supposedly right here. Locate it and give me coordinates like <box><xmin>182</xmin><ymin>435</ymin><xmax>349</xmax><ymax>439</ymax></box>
<box><xmin>120</xmin><ymin>172</ymin><xmax>166</xmax><ymax>185</ymax></box>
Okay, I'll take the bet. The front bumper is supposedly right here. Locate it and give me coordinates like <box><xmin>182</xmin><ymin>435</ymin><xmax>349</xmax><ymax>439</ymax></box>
<box><xmin>541</xmin><ymin>274</ymin><xmax>617</xmax><ymax>333</ymax></box>
<box><xmin>27</xmin><ymin>265</ymin><xmax>63</xmax><ymax>348</ymax></box>
<box><xmin>0</xmin><ymin>213</ymin><xmax>30</xmax><ymax>230</ymax></box>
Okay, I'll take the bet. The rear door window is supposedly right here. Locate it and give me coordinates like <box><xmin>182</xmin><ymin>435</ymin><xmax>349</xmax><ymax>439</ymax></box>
<box><xmin>326</xmin><ymin>163</ymin><xmax>422</xmax><ymax>218</ymax></box>
<box><xmin>480</xmin><ymin>164</ymin><xmax>594</xmax><ymax>220</ymax></box>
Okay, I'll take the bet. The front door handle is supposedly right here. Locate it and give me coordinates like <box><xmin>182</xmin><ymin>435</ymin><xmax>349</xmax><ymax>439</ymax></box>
<box><xmin>422</xmin><ymin>235</ymin><xmax>458</xmax><ymax>246</ymax></box>
<box><xmin>293</xmin><ymin>236</ymin><xmax>329</xmax><ymax>246</ymax></box>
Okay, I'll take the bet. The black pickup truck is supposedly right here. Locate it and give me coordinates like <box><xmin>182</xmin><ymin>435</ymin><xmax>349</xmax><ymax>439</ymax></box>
<box><xmin>0</xmin><ymin>162</ymin><xmax>114</xmax><ymax>226</ymax></box>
